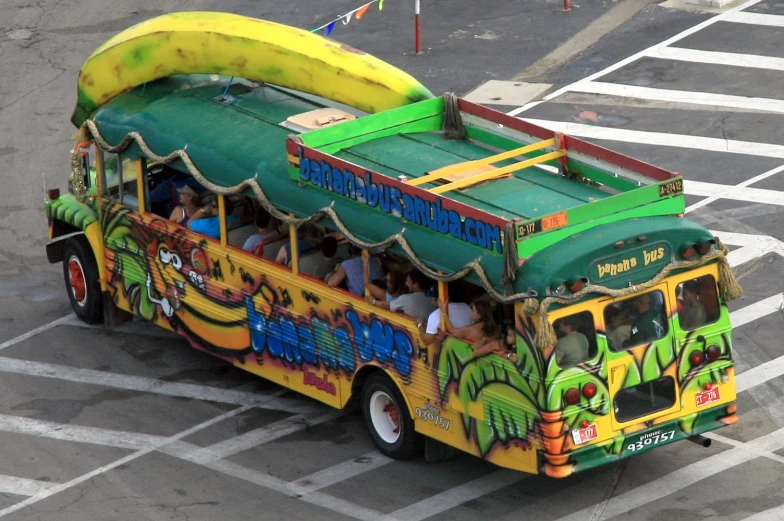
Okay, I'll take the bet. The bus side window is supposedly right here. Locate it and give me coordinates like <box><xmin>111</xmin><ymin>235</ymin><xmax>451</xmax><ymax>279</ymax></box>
<box><xmin>105</xmin><ymin>154</ymin><xmax>142</xmax><ymax>210</ymax></box>
<box><xmin>552</xmin><ymin>311</ymin><xmax>595</xmax><ymax>367</ymax></box>
<box><xmin>677</xmin><ymin>275</ymin><xmax>719</xmax><ymax>330</ymax></box>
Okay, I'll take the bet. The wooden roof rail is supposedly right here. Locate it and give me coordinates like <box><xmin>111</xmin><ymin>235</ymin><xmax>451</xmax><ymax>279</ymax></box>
<box><xmin>408</xmin><ymin>138</ymin><xmax>557</xmax><ymax>187</ymax></box>
<box><xmin>430</xmin><ymin>149</ymin><xmax>566</xmax><ymax>195</ymax></box>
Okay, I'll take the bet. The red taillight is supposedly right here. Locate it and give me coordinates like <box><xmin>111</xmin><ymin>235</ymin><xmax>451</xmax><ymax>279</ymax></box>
<box><xmin>564</xmin><ymin>388</ymin><xmax>581</xmax><ymax>405</ymax></box>
<box><xmin>680</xmin><ymin>244</ymin><xmax>696</xmax><ymax>259</ymax></box>
<box><xmin>705</xmin><ymin>382</ymin><xmax>714</xmax><ymax>390</ymax></box>
<box><xmin>706</xmin><ymin>344</ymin><xmax>721</xmax><ymax>361</ymax></box>
<box><xmin>697</xmin><ymin>240</ymin><xmax>715</xmax><ymax>255</ymax></box>
<box><xmin>568</xmin><ymin>277</ymin><xmax>587</xmax><ymax>293</ymax></box>
<box><xmin>614</xmin><ymin>241</ymin><xmax>624</xmax><ymax>249</ymax></box>
<box><xmin>582</xmin><ymin>382</ymin><xmax>598</xmax><ymax>399</ymax></box>
<box><xmin>689</xmin><ymin>350</ymin><xmax>705</xmax><ymax>366</ymax></box>
<box><xmin>582</xmin><ymin>420</ymin><xmax>590</xmax><ymax>428</ymax></box>
<box><xmin>47</xmin><ymin>188</ymin><xmax>60</xmax><ymax>200</ymax></box>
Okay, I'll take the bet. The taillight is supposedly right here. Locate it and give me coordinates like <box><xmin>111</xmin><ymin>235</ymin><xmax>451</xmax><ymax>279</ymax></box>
<box><xmin>705</xmin><ymin>382</ymin><xmax>714</xmax><ymax>390</ymax></box>
<box><xmin>564</xmin><ymin>388</ymin><xmax>581</xmax><ymax>405</ymax></box>
<box><xmin>697</xmin><ymin>239</ymin><xmax>715</xmax><ymax>255</ymax></box>
<box><xmin>680</xmin><ymin>243</ymin><xmax>696</xmax><ymax>259</ymax></box>
<box><xmin>582</xmin><ymin>382</ymin><xmax>598</xmax><ymax>399</ymax></box>
<box><xmin>706</xmin><ymin>345</ymin><xmax>721</xmax><ymax>361</ymax></box>
<box><xmin>47</xmin><ymin>188</ymin><xmax>60</xmax><ymax>200</ymax></box>
<box><xmin>689</xmin><ymin>350</ymin><xmax>705</xmax><ymax>366</ymax></box>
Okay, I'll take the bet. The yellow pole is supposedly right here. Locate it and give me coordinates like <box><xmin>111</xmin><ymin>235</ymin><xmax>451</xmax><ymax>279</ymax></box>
<box><xmin>218</xmin><ymin>195</ymin><xmax>227</xmax><ymax>246</ymax></box>
<box><xmin>289</xmin><ymin>215</ymin><xmax>298</xmax><ymax>273</ymax></box>
<box><xmin>135</xmin><ymin>159</ymin><xmax>146</xmax><ymax>214</ymax></box>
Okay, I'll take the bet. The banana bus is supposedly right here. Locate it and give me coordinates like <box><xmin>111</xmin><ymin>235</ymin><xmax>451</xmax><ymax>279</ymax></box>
<box><xmin>44</xmin><ymin>12</ymin><xmax>742</xmax><ymax>477</ymax></box>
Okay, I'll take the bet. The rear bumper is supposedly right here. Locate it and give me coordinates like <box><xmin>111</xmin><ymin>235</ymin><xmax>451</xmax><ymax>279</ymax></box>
<box><xmin>540</xmin><ymin>401</ymin><xmax>737</xmax><ymax>478</ymax></box>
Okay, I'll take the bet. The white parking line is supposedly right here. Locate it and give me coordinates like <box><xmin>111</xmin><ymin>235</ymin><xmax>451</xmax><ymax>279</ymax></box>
<box><xmin>381</xmin><ymin>470</ymin><xmax>526</xmax><ymax>521</ymax></box>
<box><xmin>287</xmin><ymin>450</ymin><xmax>393</xmax><ymax>494</ymax></box>
<box><xmin>648</xmin><ymin>47</ymin><xmax>784</xmax><ymax>73</ymax></box>
<box><xmin>0</xmin><ymin>475</ymin><xmax>60</xmax><ymax>497</ymax></box>
<box><xmin>187</xmin><ymin>409</ymin><xmax>342</xmax><ymax>464</ymax></box>
<box><xmin>555</xmin><ymin>425</ymin><xmax>784</xmax><ymax>521</ymax></box>
<box><xmin>0</xmin><ymin>314</ymin><xmax>74</xmax><ymax>353</ymax></box>
<box><xmin>0</xmin><ymin>413</ymin><xmax>168</xmax><ymax>450</ymax></box>
<box><xmin>568</xmin><ymin>82</ymin><xmax>784</xmax><ymax>115</ymax></box>
<box><xmin>0</xmin><ymin>356</ymin><xmax>314</xmax><ymax>413</ymax></box>
<box><xmin>739</xmin><ymin>504</ymin><xmax>784</xmax><ymax>520</ymax></box>
<box><xmin>0</xmin><ymin>404</ymin><xmax>254</xmax><ymax>518</ymax></box>
<box><xmin>723</xmin><ymin>10</ymin><xmax>784</xmax><ymax>28</ymax></box>
<box><xmin>687</xmin><ymin>164</ymin><xmax>784</xmax><ymax>213</ymax></box>
<box><xmin>506</xmin><ymin>0</ymin><xmax>764</xmax><ymax>116</ymax></box>
<box><xmin>518</xmin><ymin>119</ymin><xmax>784</xmax><ymax>158</ymax></box>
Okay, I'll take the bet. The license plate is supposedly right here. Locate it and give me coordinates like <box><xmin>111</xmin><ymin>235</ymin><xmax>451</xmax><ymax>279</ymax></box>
<box><xmin>696</xmin><ymin>387</ymin><xmax>720</xmax><ymax>407</ymax></box>
<box><xmin>624</xmin><ymin>428</ymin><xmax>675</xmax><ymax>453</ymax></box>
<box><xmin>571</xmin><ymin>424</ymin><xmax>598</xmax><ymax>445</ymax></box>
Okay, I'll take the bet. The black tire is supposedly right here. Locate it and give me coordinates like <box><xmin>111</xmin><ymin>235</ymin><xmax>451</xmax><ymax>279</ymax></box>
<box><xmin>62</xmin><ymin>237</ymin><xmax>103</xmax><ymax>324</ymax></box>
<box><xmin>361</xmin><ymin>373</ymin><xmax>420</xmax><ymax>460</ymax></box>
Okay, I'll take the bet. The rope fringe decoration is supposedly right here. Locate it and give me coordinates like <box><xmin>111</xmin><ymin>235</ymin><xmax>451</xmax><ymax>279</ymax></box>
<box><xmin>78</xmin><ymin>120</ymin><xmax>742</xmax><ymax>345</ymax></box>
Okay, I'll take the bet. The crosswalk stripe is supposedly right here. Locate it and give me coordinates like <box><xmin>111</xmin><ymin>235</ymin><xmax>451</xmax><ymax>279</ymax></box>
<box><xmin>647</xmin><ymin>46</ymin><xmax>784</xmax><ymax>73</ymax></box>
<box><xmin>0</xmin><ymin>475</ymin><xmax>60</xmax><ymax>497</ymax></box>
<box><xmin>687</xmin><ymin>164</ymin><xmax>784</xmax><ymax>214</ymax></box>
<box><xmin>568</xmin><ymin>81</ymin><xmax>784</xmax><ymax>114</ymax></box>
<box><xmin>287</xmin><ymin>451</ymin><xmax>393</xmax><ymax>494</ymax></box>
<box><xmin>520</xmin><ymin>118</ymin><xmax>784</xmax><ymax>158</ymax></box>
<box><xmin>724</xmin><ymin>10</ymin><xmax>784</xmax><ymax>27</ymax></box>
<box><xmin>687</xmin><ymin>180</ymin><xmax>784</xmax><ymax>206</ymax></box>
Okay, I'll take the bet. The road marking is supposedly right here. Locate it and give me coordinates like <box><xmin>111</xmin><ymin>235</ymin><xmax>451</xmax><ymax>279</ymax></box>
<box><xmin>731</xmin><ymin>294</ymin><xmax>784</xmax><ymax>331</ymax></box>
<box><xmin>568</xmin><ymin>82</ymin><xmax>784</xmax><ymax>115</ymax></box>
<box><xmin>687</xmin><ymin>164</ymin><xmax>784</xmax><ymax>213</ymax></box>
<box><xmin>381</xmin><ymin>469</ymin><xmax>525</xmax><ymax>521</ymax></box>
<box><xmin>739</xmin><ymin>504</ymin><xmax>784</xmax><ymax>521</ymax></box>
<box><xmin>187</xmin><ymin>409</ymin><xmax>342</xmax><ymax>464</ymax></box>
<box><xmin>0</xmin><ymin>404</ymin><xmax>254</xmax><ymax>519</ymax></box>
<box><xmin>724</xmin><ymin>10</ymin><xmax>784</xmax><ymax>28</ymax></box>
<box><xmin>0</xmin><ymin>475</ymin><xmax>60</xmax><ymax>497</ymax></box>
<box><xmin>520</xmin><ymin>119</ymin><xmax>784</xmax><ymax>158</ymax></box>
<box><xmin>717</xmin><ymin>231</ymin><xmax>784</xmax><ymax>267</ymax></box>
<box><xmin>0</xmin><ymin>356</ymin><xmax>315</xmax><ymax>413</ymax></box>
<box><xmin>0</xmin><ymin>314</ymin><xmax>74</xmax><ymax>353</ymax></box>
<box><xmin>506</xmin><ymin>0</ymin><xmax>765</xmax><ymax>116</ymax></box>
<box><xmin>287</xmin><ymin>450</ymin><xmax>393</xmax><ymax>494</ymax></box>
<box><xmin>648</xmin><ymin>47</ymin><xmax>784</xmax><ymax>73</ymax></box>
<box><xmin>0</xmin><ymin>413</ymin><xmax>168</xmax><ymax>450</ymax></box>
<box><xmin>554</xmin><ymin>425</ymin><xmax>784</xmax><ymax>521</ymax></box>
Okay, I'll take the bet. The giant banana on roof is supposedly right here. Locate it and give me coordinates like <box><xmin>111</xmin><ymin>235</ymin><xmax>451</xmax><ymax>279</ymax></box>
<box><xmin>71</xmin><ymin>11</ymin><xmax>434</xmax><ymax>126</ymax></box>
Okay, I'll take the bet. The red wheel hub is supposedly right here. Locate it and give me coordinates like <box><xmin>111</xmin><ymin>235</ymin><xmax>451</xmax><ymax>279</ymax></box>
<box><xmin>68</xmin><ymin>258</ymin><xmax>87</xmax><ymax>304</ymax></box>
<box><xmin>383</xmin><ymin>403</ymin><xmax>400</xmax><ymax>433</ymax></box>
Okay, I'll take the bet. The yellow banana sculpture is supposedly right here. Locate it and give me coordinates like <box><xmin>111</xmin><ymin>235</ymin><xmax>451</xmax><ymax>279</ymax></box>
<box><xmin>72</xmin><ymin>11</ymin><xmax>434</xmax><ymax>126</ymax></box>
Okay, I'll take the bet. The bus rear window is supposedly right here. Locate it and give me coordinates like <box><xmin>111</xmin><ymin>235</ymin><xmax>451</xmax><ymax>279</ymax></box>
<box><xmin>677</xmin><ymin>275</ymin><xmax>720</xmax><ymax>331</ymax></box>
<box><xmin>553</xmin><ymin>311</ymin><xmax>596</xmax><ymax>367</ymax></box>
<box><xmin>604</xmin><ymin>291</ymin><xmax>667</xmax><ymax>351</ymax></box>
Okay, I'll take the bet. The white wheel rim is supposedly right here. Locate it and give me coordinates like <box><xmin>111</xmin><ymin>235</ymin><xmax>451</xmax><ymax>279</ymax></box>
<box><xmin>369</xmin><ymin>389</ymin><xmax>401</xmax><ymax>444</ymax></box>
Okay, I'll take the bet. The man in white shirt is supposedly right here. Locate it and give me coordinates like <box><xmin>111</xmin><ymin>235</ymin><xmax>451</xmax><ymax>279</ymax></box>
<box><xmin>418</xmin><ymin>286</ymin><xmax>473</xmax><ymax>345</ymax></box>
<box><xmin>389</xmin><ymin>270</ymin><xmax>435</xmax><ymax>320</ymax></box>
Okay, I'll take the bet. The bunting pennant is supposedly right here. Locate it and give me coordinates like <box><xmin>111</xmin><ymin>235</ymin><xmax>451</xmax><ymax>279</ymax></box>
<box><xmin>355</xmin><ymin>3</ymin><xmax>371</xmax><ymax>19</ymax></box>
<box><xmin>311</xmin><ymin>0</ymin><xmax>384</xmax><ymax>35</ymax></box>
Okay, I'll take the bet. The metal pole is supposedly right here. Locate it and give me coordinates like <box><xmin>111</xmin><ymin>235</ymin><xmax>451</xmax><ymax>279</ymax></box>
<box><xmin>415</xmin><ymin>0</ymin><xmax>421</xmax><ymax>54</ymax></box>
<box><xmin>563</xmin><ymin>0</ymin><xmax>571</xmax><ymax>11</ymax></box>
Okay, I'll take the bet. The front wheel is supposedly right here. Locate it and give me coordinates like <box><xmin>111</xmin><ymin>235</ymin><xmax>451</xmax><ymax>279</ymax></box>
<box><xmin>62</xmin><ymin>237</ymin><xmax>103</xmax><ymax>324</ymax></box>
<box><xmin>361</xmin><ymin>373</ymin><xmax>420</xmax><ymax>460</ymax></box>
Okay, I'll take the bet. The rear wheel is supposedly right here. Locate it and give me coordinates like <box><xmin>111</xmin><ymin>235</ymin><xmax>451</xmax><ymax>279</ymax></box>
<box><xmin>361</xmin><ymin>373</ymin><xmax>419</xmax><ymax>460</ymax></box>
<box><xmin>63</xmin><ymin>237</ymin><xmax>103</xmax><ymax>324</ymax></box>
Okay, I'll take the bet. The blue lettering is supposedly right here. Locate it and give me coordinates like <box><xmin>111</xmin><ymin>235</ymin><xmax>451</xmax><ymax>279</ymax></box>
<box><xmin>346</xmin><ymin>310</ymin><xmax>373</xmax><ymax>362</ymax></box>
<box><xmin>371</xmin><ymin>321</ymin><xmax>395</xmax><ymax>363</ymax></box>
<box><xmin>280</xmin><ymin>317</ymin><xmax>301</xmax><ymax>363</ymax></box>
<box><xmin>487</xmin><ymin>224</ymin><xmax>502</xmax><ymax>253</ymax></box>
<box><xmin>475</xmin><ymin>220</ymin><xmax>487</xmax><ymax>248</ymax></box>
<box><xmin>311</xmin><ymin>161</ymin><xmax>323</xmax><ymax>188</ymax></box>
<box><xmin>465</xmin><ymin>218</ymin><xmax>477</xmax><ymax>245</ymax></box>
<box><xmin>312</xmin><ymin>317</ymin><xmax>337</xmax><ymax>368</ymax></box>
<box><xmin>449</xmin><ymin>210</ymin><xmax>462</xmax><ymax>238</ymax></box>
<box><xmin>366</xmin><ymin>172</ymin><xmax>379</xmax><ymax>207</ymax></box>
<box><xmin>356</xmin><ymin>176</ymin><xmax>367</xmax><ymax>203</ymax></box>
<box><xmin>414</xmin><ymin>196</ymin><xmax>427</xmax><ymax>226</ymax></box>
<box><xmin>437</xmin><ymin>201</ymin><xmax>449</xmax><ymax>234</ymax></box>
<box><xmin>299</xmin><ymin>149</ymin><xmax>310</xmax><ymax>181</ymax></box>
<box><xmin>379</xmin><ymin>185</ymin><xmax>390</xmax><ymax>212</ymax></box>
<box><xmin>246</xmin><ymin>297</ymin><xmax>267</xmax><ymax>354</ymax></box>
<box><xmin>333</xmin><ymin>327</ymin><xmax>354</xmax><ymax>371</ymax></box>
<box><xmin>333</xmin><ymin>168</ymin><xmax>344</xmax><ymax>196</ymax></box>
<box><xmin>297</xmin><ymin>323</ymin><xmax>318</xmax><ymax>364</ymax></box>
<box><xmin>426</xmin><ymin>200</ymin><xmax>438</xmax><ymax>231</ymax></box>
<box><xmin>403</xmin><ymin>194</ymin><xmax>415</xmax><ymax>221</ymax></box>
<box><xmin>267</xmin><ymin>321</ymin><xmax>284</xmax><ymax>357</ymax></box>
<box><xmin>392</xmin><ymin>331</ymin><xmax>414</xmax><ymax>377</ymax></box>
<box><xmin>390</xmin><ymin>187</ymin><xmax>403</xmax><ymax>216</ymax></box>
<box><xmin>345</xmin><ymin>173</ymin><xmax>355</xmax><ymax>199</ymax></box>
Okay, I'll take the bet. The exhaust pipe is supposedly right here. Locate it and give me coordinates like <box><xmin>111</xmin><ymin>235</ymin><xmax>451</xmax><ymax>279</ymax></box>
<box><xmin>688</xmin><ymin>434</ymin><xmax>712</xmax><ymax>448</ymax></box>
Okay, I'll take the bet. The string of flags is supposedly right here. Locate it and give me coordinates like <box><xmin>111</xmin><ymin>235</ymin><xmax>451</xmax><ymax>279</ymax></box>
<box><xmin>311</xmin><ymin>0</ymin><xmax>385</xmax><ymax>36</ymax></box>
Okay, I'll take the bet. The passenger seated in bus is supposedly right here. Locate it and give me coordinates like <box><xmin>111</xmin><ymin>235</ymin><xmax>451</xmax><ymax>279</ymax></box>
<box><xmin>275</xmin><ymin>221</ymin><xmax>322</xmax><ymax>266</ymax></box>
<box><xmin>624</xmin><ymin>292</ymin><xmax>665</xmax><ymax>347</ymax></box>
<box><xmin>242</xmin><ymin>208</ymin><xmax>278</xmax><ymax>253</ymax></box>
<box><xmin>417</xmin><ymin>286</ymin><xmax>473</xmax><ymax>345</ymax></box>
<box><xmin>679</xmin><ymin>280</ymin><xmax>707</xmax><ymax>330</ymax></box>
<box><xmin>473</xmin><ymin>326</ymin><xmax>518</xmax><ymax>362</ymax></box>
<box><xmin>554</xmin><ymin>315</ymin><xmax>590</xmax><ymax>367</ymax></box>
<box><xmin>364</xmin><ymin>259</ymin><xmax>407</xmax><ymax>310</ymax></box>
<box><xmin>302</xmin><ymin>236</ymin><xmax>344</xmax><ymax>280</ymax></box>
<box><xmin>605</xmin><ymin>306</ymin><xmax>633</xmax><ymax>350</ymax></box>
<box><xmin>169</xmin><ymin>185</ymin><xmax>201</xmax><ymax>225</ymax></box>
<box><xmin>328</xmin><ymin>244</ymin><xmax>383</xmax><ymax>295</ymax></box>
<box><xmin>388</xmin><ymin>269</ymin><xmax>435</xmax><ymax>320</ymax></box>
<box><xmin>188</xmin><ymin>194</ymin><xmax>238</xmax><ymax>239</ymax></box>
<box><xmin>149</xmin><ymin>169</ymin><xmax>191</xmax><ymax>217</ymax></box>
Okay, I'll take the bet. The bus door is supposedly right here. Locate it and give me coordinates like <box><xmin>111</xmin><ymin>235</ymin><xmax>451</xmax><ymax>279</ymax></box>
<box><xmin>602</xmin><ymin>285</ymin><xmax>681</xmax><ymax>432</ymax></box>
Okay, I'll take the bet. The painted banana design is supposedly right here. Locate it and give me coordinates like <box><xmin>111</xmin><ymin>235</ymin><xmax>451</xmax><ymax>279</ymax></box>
<box><xmin>72</xmin><ymin>11</ymin><xmax>434</xmax><ymax>126</ymax></box>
